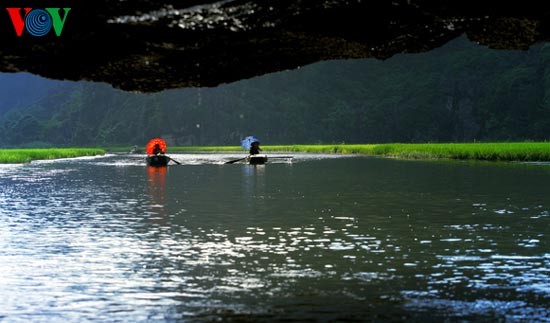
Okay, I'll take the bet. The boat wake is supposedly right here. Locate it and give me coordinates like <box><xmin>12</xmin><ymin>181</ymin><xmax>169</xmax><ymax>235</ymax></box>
<box><xmin>15</xmin><ymin>153</ymin><xmax>360</xmax><ymax>167</ymax></box>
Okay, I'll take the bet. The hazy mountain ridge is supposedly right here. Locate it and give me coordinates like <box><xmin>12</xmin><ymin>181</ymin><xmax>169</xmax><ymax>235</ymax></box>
<box><xmin>1</xmin><ymin>37</ymin><xmax>549</xmax><ymax>147</ymax></box>
<box><xmin>0</xmin><ymin>73</ymin><xmax>66</xmax><ymax>115</ymax></box>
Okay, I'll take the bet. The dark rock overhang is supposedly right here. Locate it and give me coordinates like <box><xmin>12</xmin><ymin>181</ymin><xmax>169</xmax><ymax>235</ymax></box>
<box><xmin>0</xmin><ymin>0</ymin><xmax>549</xmax><ymax>92</ymax></box>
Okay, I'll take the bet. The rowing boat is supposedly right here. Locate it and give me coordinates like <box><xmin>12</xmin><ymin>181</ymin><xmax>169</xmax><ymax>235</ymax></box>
<box><xmin>247</xmin><ymin>154</ymin><xmax>268</xmax><ymax>165</ymax></box>
<box><xmin>224</xmin><ymin>154</ymin><xmax>293</xmax><ymax>164</ymax></box>
<box><xmin>146</xmin><ymin>155</ymin><xmax>170</xmax><ymax>167</ymax></box>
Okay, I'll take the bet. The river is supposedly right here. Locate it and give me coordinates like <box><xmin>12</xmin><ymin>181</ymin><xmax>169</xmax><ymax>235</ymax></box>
<box><xmin>0</xmin><ymin>154</ymin><xmax>548</xmax><ymax>321</ymax></box>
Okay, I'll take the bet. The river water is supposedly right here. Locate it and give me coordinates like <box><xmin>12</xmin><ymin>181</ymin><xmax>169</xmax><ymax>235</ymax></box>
<box><xmin>0</xmin><ymin>154</ymin><xmax>548</xmax><ymax>321</ymax></box>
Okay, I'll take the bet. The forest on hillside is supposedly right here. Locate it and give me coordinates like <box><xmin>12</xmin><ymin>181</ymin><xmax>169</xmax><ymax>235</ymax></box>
<box><xmin>1</xmin><ymin>36</ymin><xmax>549</xmax><ymax>147</ymax></box>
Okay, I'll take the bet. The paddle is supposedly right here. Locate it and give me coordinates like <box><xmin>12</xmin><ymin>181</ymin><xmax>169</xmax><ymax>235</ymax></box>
<box><xmin>268</xmin><ymin>156</ymin><xmax>293</xmax><ymax>159</ymax></box>
<box><xmin>167</xmin><ymin>156</ymin><xmax>181</xmax><ymax>165</ymax></box>
<box><xmin>225</xmin><ymin>156</ymin><xmax>248</xmax><ymax>164</ymax></box>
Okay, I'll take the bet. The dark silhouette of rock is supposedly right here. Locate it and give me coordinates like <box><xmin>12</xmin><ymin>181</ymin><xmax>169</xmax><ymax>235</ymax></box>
<box><xmin>1</xmin><ymin>0</ymin><xmax>549</xmax><ymax>92</ymax></box>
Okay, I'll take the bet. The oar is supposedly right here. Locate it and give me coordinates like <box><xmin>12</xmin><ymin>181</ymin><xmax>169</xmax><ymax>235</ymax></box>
<box><xmin>225</xmin><ymin>156</ymin><xmax>248</xmax><ymax>164</ymax></box>
<box><xmin>268</xmin><ymin>156</ymin><xmax>293</xmax><ymax>159</ymax></box>
<box><xmin>167</xmin><ymin>156</ymin><xmax>181</xmax><ymax>165</ymax></box>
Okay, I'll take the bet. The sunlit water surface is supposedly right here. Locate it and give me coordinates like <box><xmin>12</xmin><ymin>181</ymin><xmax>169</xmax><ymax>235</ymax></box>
<box><xmin>0</xmin><ymin>154</ymin><xmax>548</xmax><ymax>321</ymax></box>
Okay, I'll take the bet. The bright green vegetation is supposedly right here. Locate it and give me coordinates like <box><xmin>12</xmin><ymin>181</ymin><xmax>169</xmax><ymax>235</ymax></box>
<box><xmin>366</xmin><ymin>143</ymin><xmax>550</xmax><ymax>161</ymax></box>
<box><xmin>164</xmin><ymin>143</ymin><xmax>550</xmax><ymax>162</ymax></box>
<box><xmin>267</xmin><ymin>143</ymin><xmax>550</xmax><ymax>161</ymax></box>
<box><xmin>0</xmin><ymin>148</ymin><xmax>105</xmax><ymax>164</ymax></box>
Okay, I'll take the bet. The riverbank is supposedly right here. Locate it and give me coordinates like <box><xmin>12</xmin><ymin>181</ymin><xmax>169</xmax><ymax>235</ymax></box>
<box><xmin>2</xmin><ymin>144</ymin><xmax>545</xmax><ymax>164</ymax></box>
<box><xmin>160</xmin><ymin>143</ymin><xmax>550</xmax><ymax>162</ymax></box>
<box><xmin>0</xmin><ymin>148</ymin><xmax>105</xmax><ymax>164</ymax></box>
<box><xmin>270</xmin><ymin>143</ymin><xmax>550</xmax><ymax>161</ymax></box>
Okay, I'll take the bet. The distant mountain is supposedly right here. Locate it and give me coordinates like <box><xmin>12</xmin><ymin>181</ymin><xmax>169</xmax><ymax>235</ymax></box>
<box><xmin>0</xmin><ymin>73</ymin><xmax>67</xmax><ymax>115</ymax></box>
<box><xmin>1</xmin><ymin>36</ymin><xmax>549</xmax><ymax>147</ymax></box>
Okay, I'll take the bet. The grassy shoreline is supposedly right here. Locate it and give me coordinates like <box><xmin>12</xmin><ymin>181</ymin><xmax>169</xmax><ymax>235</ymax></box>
<box><xmin>0</xmin><ymin>148</ymin><xmax>105</xmax><ymax>164</ymax></box>
<box><xmin>3</xmin><ymin>143</ymin><xmax>547</xmax><ymax>164</ymax></box>
<box><xmin>154</xmin><ymin>143</ymin><xmax>550</xmax><ymax>162</ymax></box>
<box><xmin>267</xmin><ymin>143</ymin><xmax>550</xmax><ymax>161</ymax></box>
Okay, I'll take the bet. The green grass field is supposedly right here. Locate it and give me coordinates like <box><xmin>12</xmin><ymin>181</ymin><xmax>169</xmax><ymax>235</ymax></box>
<box><xmin>263</xmin><ymin>143</ymin><xmax>550</xmax><ymax>161</ymax></box>
<box><xmin>136</xmin><ymin>142</ymin><xmax>550</xmax><ymax>162</ymax></box>
<box><xmin>0</xmin><ymin>148</ymin><xmax>105</xmax><ymax>164</ymax></box>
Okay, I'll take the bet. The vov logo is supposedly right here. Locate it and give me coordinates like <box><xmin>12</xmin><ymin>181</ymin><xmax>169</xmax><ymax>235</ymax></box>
<box><xmin>6</xmin><ymin>8</ymin><xmax>71</xmax><ymax>37</ymax></box>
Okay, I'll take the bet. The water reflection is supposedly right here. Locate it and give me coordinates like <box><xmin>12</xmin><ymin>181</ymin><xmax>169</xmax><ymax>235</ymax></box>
<box><xmin>241</xmin><ymin>164</ymin><xmax>265</xmax><ymax>188</ymax></box>
<box><xmin>0</xmin><ymin>156</ymin><xmax>548</xmax><ymax>321</ymax></box>
<box><xmin>146</xmin><ymin>166</ymin><xmax>169</xmax><ymax>226</ymax></box>
<box><xmin>241</xmin><ymin>163</ymin><xmax>266</xmax><ymax>177</ymax></box>
<box><xmin>147</xmin><ymin>166</ymin><xmax>167</xmax><ymax>204</ymax></box>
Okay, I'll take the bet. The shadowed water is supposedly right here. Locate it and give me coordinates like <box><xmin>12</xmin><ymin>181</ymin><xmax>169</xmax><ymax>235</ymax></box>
<box><xmin>0</xmin><ymin>154</ymin><xmax>548</xmax><ymax>321</ymax></box>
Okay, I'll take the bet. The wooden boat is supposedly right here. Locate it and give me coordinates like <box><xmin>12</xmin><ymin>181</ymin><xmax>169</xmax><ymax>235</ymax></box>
<box><xmin>225</xmin><ymin>154</ymin><xmax>292</xmax><ymax>165</ymax></box>
<box><xmin>146</xmin><ymin>155</ymin><xmax>170</xmax><ymax>167</ymax></box>
<box><xmin>247</xmin><ymin>154</ymin><xmax>268</xmax><ymax>165</ymax></box>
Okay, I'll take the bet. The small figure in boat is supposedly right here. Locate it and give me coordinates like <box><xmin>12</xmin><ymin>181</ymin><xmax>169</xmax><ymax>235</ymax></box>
<box><xmin>152</xmin><ymin>143</ymin><xmax>164</xmax><ymax>155</ymax></box>
<box><xmin>249</xmin><ymin>141</ymin><xmax>261</xmax><ymax>155</ymax></box>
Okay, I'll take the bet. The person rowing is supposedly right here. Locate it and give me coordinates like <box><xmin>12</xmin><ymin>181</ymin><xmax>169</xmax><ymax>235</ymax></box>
<box><xmin>225</xmin><ymin>137</ymin><xmax>262</xmax><ymax>164</ymax></box>
<box><xmin>224</xmin><ymin>136</ymin><xmax>292</xmax><ymax>164</ymax></box>
<box><xmin>145</xmin><ymin>138</ymin><xmax>181</xmax><ymax>166</ymax></box>
<box><xmin>249</xmin><ymin>140</ymin><xmax>262</xmax><ymax>155</ymax></box>
<box><xmin>152</xmin><ymin>143</ymin><xmax>164</xmax><ymax>156</ymax></box>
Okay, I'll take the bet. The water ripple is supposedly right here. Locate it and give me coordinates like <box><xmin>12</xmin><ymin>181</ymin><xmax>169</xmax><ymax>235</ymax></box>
<box><xmin>0</xmin><ymin>155</ymin><xmax>548</xmax><ymax>320</ymax></box>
